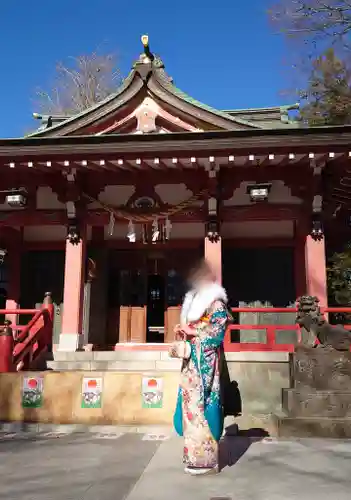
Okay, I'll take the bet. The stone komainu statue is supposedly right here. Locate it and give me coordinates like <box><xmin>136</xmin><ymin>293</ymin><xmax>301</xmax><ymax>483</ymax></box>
<box><xmin>295</xmin><ymin>296</ymin><xmax>351</xmax><ymax>351</ymax></box>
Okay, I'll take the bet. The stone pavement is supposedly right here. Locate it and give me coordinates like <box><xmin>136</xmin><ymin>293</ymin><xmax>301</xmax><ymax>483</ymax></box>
<box><xmin>128</xmin><ymin>435</ymin><xmax>351</xmax><ymax>500</ymax></box>
<box><xmin>1</xmin><ymin>428</ymin><xmax>351</xmax><ymax>500</ymax></box>
<box><xmin>0</xmin><ymin>428</ymin><xmax>165</xmax><ymax>500</ymax></box>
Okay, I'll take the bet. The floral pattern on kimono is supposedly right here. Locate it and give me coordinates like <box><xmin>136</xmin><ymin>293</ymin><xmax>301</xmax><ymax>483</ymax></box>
<box><xmin>173</xmin><ymin>299</ymin><xmax>228</xmax><ymax>469</ymax></box>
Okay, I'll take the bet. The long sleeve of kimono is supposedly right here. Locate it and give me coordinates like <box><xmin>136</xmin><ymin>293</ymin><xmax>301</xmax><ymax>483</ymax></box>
<box><xmin>202</xmin><ymin>301</ymin><xmax>228</xmax><ymax>349</ymax></box>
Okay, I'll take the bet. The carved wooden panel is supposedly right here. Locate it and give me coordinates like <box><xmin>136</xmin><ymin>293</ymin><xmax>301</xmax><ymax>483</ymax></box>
<box><xmin>130</xmin><ymin>306</ymin><xmax>147</xmax><ymax>343</ymax></box>
<box><xmin>118</xmin><ymin>306</ymin><xmax>130</xmax><ymax>343</ymax></box>
<box><xmin>165</xmin><ymin>306</ymin><xmax>181</xmax><ymax>343</ymax></box>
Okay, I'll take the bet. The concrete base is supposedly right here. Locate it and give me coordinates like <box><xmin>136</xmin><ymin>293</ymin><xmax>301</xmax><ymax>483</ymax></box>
<box><xmin>293</xmin><ymin>347</ymin><xmax>351</xmax><ymax>391</ymax></box>
<box><xmin>57</xmin><ymin>333</ymin><xmax>84</xmax><ymax>352</ymax></box>
<box><xmin>283</xmin><ymin>389</ymin><xmax>351</xmax><ymax>418</ymax></box>
<box><xmin>276</xmin><ymin>415</ymin><xmax>351</xmax><ymax>438</ymax></box>
<box><xmin>276</xmin><ymin>348</ymin><xmax>351</xmax><ymax>438</ymax></box>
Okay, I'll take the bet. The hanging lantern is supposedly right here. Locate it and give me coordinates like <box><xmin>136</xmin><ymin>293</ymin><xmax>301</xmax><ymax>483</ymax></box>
<box><xmin>0</xmin><ymin>248</ymin><xmax>7</xmax><ymax>265</ymax></box>
<box><xmin>142</xmin><ymin>224</ymin><xmax>148</xmax><ymax>244</ymax></box>
<box><xmin>206</xmin><ymin>219</ymin><xmax>220</xmax><ymax>243</ymax></box>
<box><xmin>152</xmin><ymin>218</ymin><xmax>160</xmax><ymax>243</ymax></box>
<box><xmin>67</xmin><ymin>219</ymin><xmax>81</xmax><ymax>245</ymax></box>
<box><xmin>164</xmin><ymin>218</ymin><xmax>172</xmax><ymax>241</ymax></box>
<box><xmin>311</xmin><ymin>217</ymin><xmax>324</xmax><ymax>241</ymax></box>
<box><xmin>127</xmin><ymin>220</ymin><xmax>136</xmax><ymax>243</ymax></box>
<box><xmin>108</xmin><ymin>212</ymin><xmax>115</xmax><ymax>236</ymax></box>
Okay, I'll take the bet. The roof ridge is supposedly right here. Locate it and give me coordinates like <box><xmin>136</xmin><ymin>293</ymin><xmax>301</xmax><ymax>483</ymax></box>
<box><xmin>222</xmin><ymin>103</ymin><xmax>299</xmax><ymax>114</ymax></box>
<box><xmin>155</xmin><ymin>69</ymin><xmax>261</xmax><ymax>129</ymax></box>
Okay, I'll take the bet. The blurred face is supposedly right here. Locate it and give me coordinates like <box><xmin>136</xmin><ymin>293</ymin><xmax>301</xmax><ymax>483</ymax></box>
<box><xmin>188</xmin><ymin>266</ymin><xmax>214</xmax><ymax>289</ymax></box>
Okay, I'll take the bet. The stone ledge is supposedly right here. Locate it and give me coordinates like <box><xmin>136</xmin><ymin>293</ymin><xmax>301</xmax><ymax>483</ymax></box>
<box><xmin>46</xmin><ymin>360</ymin><xmax>184</xmax><ymax>371</ymax></box>
<box><xmin>47</xmin><ymin>361</ymin><xmax>92</xmax><ymax>371</ymax></box>
<box><xmin>47</xmin><ymin>360</ymin><xmax>160</xmax><ymax>371</ymax></box>
<box><xmin>0</xmin><ymin>422</ymin><xmax>174</xmax><ymax>435</ymax></box>
<box><xmin>225</xmin><ymin>352</ymin><xmax>289</xmax><ymax>363</ymax></box>
<box><xmin>93</xmin><ymin>351</ymin><xmax>163</xmax><ymax>361</ymax></box>
<box><xmin>53</xmin><ymin>350</ymin><xmax>290</xmax><ymax>364</ymax></box>
<box><xmin>53</xmin><ymin>351</ymin><xmax>164</xmax><ymax>362</ymax></box>
<box><xmin>53</xmin><ymin>352</ymin><xmax>94</xmax><ymax>362</ymax></box>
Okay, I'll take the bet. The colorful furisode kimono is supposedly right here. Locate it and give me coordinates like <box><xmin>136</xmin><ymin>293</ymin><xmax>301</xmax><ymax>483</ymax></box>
<box><xmin>172</xmin><ymin>283</ymin><xmax>229</xmax><ymax>473</ymax></box>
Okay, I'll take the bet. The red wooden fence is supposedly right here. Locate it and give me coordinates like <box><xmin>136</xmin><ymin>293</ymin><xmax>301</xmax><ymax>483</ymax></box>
<box><xmin>224</xmin><ymin>306</ymin><xmax>351</xmax><ymax>352</ymax></box>
<box><xmin>0</xmin><ymin>293</ymin><xmax>54</xmax><ymax>372</ymax></box>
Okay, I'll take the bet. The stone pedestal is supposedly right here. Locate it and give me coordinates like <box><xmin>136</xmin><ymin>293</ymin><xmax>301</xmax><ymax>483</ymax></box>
<box><xmin>276</xmin><ymin>347</ymin><xmax>351</xmax><ymax>438</ymax></box>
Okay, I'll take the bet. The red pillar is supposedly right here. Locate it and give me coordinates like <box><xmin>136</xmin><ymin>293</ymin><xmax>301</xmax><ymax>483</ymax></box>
<box><xmin>5</xmin><ymin>243</ymin><xmax>21</xmax><ymax>325</ymax></box>
<box><xmin>294</xmin><ymin>222</ymin><xmax>307</xmax><ymax>298</ymax></box>
<box><xmin>0</xmin><ymin>321</ymin><xmax>14</xmax><ymax>372</ymax></box>
<box><xmin>304</xmin><ymin>234</ymin><xmax>328</xmax><ymax>307</ymax></box>
<box><xmin>58</xmin><ymin>227</ymin><xmax>87</xmax><ymax>351</ymax></box>
<box><xmin>205</xmin><ymin>237</ymin><xmax>222</xmax><ymax>284</ymax></box>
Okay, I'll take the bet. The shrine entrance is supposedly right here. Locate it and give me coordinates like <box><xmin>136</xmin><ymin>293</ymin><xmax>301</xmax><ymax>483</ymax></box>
<box><xmin>146</xmin><ymin>272</ymin><xmax>165</xmax><ymax>343</ymax></box>
<box><xmin>107</xmin><ymin>247</ymin><xmax>202</xmax><ymax>344</ymax></box>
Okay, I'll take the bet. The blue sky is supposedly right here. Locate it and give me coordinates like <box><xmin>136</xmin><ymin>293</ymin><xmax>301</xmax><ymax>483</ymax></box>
<box><xmin>0</xmin><ymin>0</ymin><xmax>295</xmax><ymax>137</ymax></box>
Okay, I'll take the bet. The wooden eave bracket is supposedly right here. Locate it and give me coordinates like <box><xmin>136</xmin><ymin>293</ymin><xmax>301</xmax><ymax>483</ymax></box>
<box><xmin>310</xmin><ymin>159</ymin><xmax>325</xmax><ymax>215</ymax></box>
<box><xmin>63</xmin><ymin>168</ymin><xmax>79</xmax><ymax>220</ymax></box>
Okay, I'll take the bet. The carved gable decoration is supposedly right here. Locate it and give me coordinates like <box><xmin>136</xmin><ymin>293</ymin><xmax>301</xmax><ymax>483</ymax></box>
<box><xmin>126</xmin><ymin>189</ymin><xmax>165</xmax><ymax>214</ymax></box>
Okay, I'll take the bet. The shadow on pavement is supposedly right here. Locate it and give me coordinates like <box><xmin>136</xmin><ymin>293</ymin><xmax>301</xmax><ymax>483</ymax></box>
<box><xmin>219</xmin><ymin>426</ymin><xmax>269</xmax><ymax>471</ymax></box>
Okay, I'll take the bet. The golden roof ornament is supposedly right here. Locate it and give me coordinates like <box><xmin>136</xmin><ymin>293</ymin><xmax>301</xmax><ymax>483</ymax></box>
<box><xmin>140</xmin><ymin>34</ymin><xmax>154</xmax><ymax>63</ymax></box>
<box><xmin>141</xmin><ymin>34</ymin><xmax>149</xmax><ymax>48</ymax></box>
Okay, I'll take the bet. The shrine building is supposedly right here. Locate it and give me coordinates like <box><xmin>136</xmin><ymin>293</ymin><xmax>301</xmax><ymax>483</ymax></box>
<box><xmin>0</xmin><ymin>35</ymin><xmax>350</xmax><ymax>353</ymax></box>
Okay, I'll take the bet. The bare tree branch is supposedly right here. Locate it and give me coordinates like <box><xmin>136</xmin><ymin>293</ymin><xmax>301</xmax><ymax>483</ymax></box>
<box><xmin>33</xmin><ymin>51</ymin><xmax>122</xmax><ymax>115</ymax></box>
<box><xmin>269</xmin><ymin>1</ymin><xmax>351</xmax><ymax>50</ymax></box>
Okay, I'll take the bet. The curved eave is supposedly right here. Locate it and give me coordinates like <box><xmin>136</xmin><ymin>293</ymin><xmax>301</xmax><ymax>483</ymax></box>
<box><xmin>28</xmin><ymin>69</ymin><xmax>140</xmax><ymax>138</ymax></box>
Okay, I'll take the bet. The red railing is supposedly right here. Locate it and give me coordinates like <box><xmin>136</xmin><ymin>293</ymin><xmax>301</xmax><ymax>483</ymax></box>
<box><xmin>224</xmin><ymin>306</ymin><xmax>351</xmax><ymax>352</ymax></box>
<box><xmin>0</xmin><ymin>293</ymin><xmax>54</xmax><ymax>372</ymax></box>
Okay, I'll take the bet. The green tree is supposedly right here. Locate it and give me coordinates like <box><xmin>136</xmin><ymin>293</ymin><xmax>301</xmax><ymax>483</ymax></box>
<box><xmin>328</xmin><ymin>243</ymin><xmax>351</xmax><ymax>322</ymax></box>
<box><xmin>299</xmin><ymin>48</ymin><xmax>351</xmax><ymax>125</ymax></box>
<box><xmin>34</xmin><ymin>51</ymin><xmax>122</xmax><ymax>115</ymax></box>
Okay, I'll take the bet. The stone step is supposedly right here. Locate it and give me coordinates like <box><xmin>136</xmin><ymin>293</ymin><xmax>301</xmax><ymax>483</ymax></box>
<box><xmin>282</xmin><ymin>389</ymin><xmax>351</xmax><ymax>418</ymax></box>
<box><xmin>47</xmin><ymin>350</ymin><xmax>182</xmax><ymax>371</ymax></box>
<box><xmin>275</xmin><ymin>413</ymin><xmax>351</xmax><ymax>438</ymax></box>
<box><xmin>292</xmin><ymin>348</ymin><xmax>351</xmax><ymax>391</ymax></box>
<box><xmin>47</xmin><ymin>351</ymin><xmax>181</xmax><ymax>372</ymax></box>
<box><xmin>52</xmin><ymin>350</ymin><xmax>171</xmax><ymax>362</ymax></box>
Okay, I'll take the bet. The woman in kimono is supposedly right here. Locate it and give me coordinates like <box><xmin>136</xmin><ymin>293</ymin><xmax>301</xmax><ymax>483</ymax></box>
<box><xmin>170</xmin><ymin>259</ymin><xmax>230</xmax><ymax>476</ymax></box>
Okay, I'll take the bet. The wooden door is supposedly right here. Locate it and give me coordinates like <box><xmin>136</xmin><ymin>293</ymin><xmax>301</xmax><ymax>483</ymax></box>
<box><xmin>20</xmin><ymin>250</ymin><xmax>65</xmax><ymax>346</ymax></box>
<box><xmin>107</xmin><ymin>250</ymin><xmax>147</xmax><ymax>343</ymax></box>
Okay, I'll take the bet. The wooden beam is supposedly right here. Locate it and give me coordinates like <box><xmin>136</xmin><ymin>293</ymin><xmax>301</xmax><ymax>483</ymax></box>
<box><xmin>222</xmin><ymin>204</ymin><xmax>302</xmax><ymax>221</ymax></box>
<box><xmin>0</xmin><ymin>208</ymin><xmax>205</xmax><ymax>227</ymax></box>
<box><xmin>4</xmin><ymin>126</ymin><xmax>351</xmax><ymax>160</ymax></box>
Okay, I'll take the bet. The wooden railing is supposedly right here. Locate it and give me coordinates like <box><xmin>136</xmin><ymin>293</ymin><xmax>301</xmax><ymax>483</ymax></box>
<box><xmin>224</xmin><ymin>306</ymin><xmax>351</xmax><ymax>352</ymax></box>
<box><xmin>0</xmin><ymin>293</ymin><xmax>54</xmax><ymax>372</ymax></box>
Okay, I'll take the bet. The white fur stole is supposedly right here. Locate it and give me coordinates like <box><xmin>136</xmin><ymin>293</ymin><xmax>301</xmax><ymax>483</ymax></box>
<box><xmin>180</xmin><ymin>283</ymin><xmax>228</xmax><ymax>326</ymax></box>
